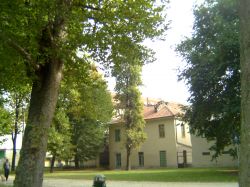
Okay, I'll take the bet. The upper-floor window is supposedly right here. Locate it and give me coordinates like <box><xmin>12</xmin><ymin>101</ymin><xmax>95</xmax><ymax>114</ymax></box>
<box><xmin>181</xmin><ymin>123</ymin><xmax>186</xmax><ymax>138</ymax></box>
<box><xmin>159</xmin><ymin>124</ymin><xmax>165</xmax><ymax>138</ymax></box>
<box><xmin>115</xmin><ymin>129</ymin><xmax>121</xmax><ymax>142</ymax></box>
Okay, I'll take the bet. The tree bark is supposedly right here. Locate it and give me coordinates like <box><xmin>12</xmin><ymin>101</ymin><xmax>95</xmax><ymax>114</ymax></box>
<box><xmin>239</xmin><ymin>0</ymin><xmax>250</xmax><ymax>186</ymax></box>
<box><xmin>14</xmin><ymin>59</ymin><xmax>63</xmax><ymax>187</ymax></box>
<box><xmin>74</xmin><ymin>154</ymin><xmax>80</xmax><ymax>169</ymax></box>
<box><xmin>11</xmin><ymin>95</ymin><xmax>19</xmax><ymax>172</ymax></box>
<box><xmin>126</xmin><ymin>146</ymin><xmax>131</xmax><ymax>170</ymax></box>
<box><xmin>12</xmin><ymin>141</ymin><xmax>17</xmax><ymax>171</ymax></box>
<box><xmin>50</xmin><ymin>155</ymin><xmax>56</xmax><ymax>173</ymax></box>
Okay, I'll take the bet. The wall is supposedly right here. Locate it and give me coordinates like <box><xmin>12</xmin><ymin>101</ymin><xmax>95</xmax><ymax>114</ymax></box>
<box><xmin>175</xmin><ymin>119</ymin><xmax>192</xmax><ymax>149</ymax></box>
<box><xmin>109</xmin><ymin>117</ymin><xmax>178</xmax><ymax>169</ymax></box>
<box><xmin>175</xmin><ymin>119</ymin><xmax>192</xmax><ymax>165</ymax></box>
<box><xmin>191</xmin><ymin>135</ymin><xmax>238</xmax><ymax>167</ymax></box>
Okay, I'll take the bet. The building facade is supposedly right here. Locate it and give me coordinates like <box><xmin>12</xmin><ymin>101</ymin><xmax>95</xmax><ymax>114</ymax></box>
<box><xmin>191</xmin><ymin>135</ymin><xmax>238</xmax><ymax>167</ymax></box>
<box><xmin>109</xmin><ymin>100</ymin><xmax>192</xmax><ymax>169</ymax></box>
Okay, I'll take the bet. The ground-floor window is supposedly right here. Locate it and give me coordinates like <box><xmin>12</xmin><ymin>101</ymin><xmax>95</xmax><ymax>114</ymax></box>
<box><xmin>116</xmin><ymin>153</ymin><xmax>121</xmax><ymax>169</ymax></box>
<box><xmin>0</xmin><ymin>150</ymin><xmax>5</xmax><ymax>159</ymax></box>
<box><xmin>138</xmin><ymin>152</ymin><xmax>144</xmax><ymax>167</ymax></box>
<box><xmin>159</xmin><ymin>150</ymin><xmax>167</xmax><ymax>167</ymax></box>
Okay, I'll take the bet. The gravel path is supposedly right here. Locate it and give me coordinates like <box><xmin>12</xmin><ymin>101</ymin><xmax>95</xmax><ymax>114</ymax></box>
<box><xmin>1</xmin><ymin>176</ymin><xmax>239</xmax><ymax>187</ymax></box>
<box><xmin>43</xmin><ymin>178</ymin><xmax>239</xmax><ymax>187</ymax></box>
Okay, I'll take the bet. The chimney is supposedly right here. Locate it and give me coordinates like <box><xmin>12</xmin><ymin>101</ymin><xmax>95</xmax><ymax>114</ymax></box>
<box><xmin>154</xmin><ymin>101</ymin><xmax>165</xmax><ymax>112</ymax></box>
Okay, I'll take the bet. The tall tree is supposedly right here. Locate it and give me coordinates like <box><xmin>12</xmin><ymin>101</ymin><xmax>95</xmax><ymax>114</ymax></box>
<box><xmin>8</xmin><ymin>91</ymin><xmax>29</xmax><ymax>172</ymax></box>
<box><xmin>47</xmin><ymin>106</ymin><xmax>73</xmax><ymax>173</ymax></box>
<box><xmin>239</xmin><ymin>0</ymin><xmax>250</xmax><ymax>186</ymax></box>
<box><xmin>56</xmin><ymin>62</ymin><xmax>113</xmax><ymax>168</ymax></box>
<box><xmin>113</xmin><ymin>60</ymin><xmax>146</xmax><ymax>170</ymax></box>
<box><xmin>71</xmin><ymin>118</ymin><xmax>109</xmax><ymax>168</ymax></box>
<box><xmin>176</xmin><ymin>0</ymin><xmax>240</xmax><ymax>156</ymax></box>
<box><xmin>1</xmin><ymin>1</ymin><xmax>167</xmax><ymax>186</ymax></box>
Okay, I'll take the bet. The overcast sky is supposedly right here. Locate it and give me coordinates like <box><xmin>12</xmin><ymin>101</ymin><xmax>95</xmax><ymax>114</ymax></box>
<box><xmin>107</xmin><ymin>0</ymin><xmax>203</xmax><ymax>104</ymax></box>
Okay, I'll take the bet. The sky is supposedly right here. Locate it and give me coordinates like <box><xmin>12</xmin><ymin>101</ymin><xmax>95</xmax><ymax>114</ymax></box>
<box><xmin>107</xmin><ymin>0</ymin><xmax>203</xmax><ymax>104</ymax></box>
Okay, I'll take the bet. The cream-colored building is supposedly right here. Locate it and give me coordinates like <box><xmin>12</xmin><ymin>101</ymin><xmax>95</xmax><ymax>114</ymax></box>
<box><xmin>109</xmin><ymin>100</ymin><xmax>192</xmax><ymax>170</ymax></box>
<box><xmin>191</xmin><ymin>135</ymin><xmax>238</xmax><ymax>167</ymax></box>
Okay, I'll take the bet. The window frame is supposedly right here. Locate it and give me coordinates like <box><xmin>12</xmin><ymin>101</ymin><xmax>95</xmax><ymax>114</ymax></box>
<box><xmin>115</xmin><ymin>129</ymin><xmax>121</xmax><ymax>142</ymax></box>
<box><xmin>181</xmin><ymin>123</ymin><xmax>186</xmax><ymax>138</ymax></box>
<box><xmin>158</xmin><ymin>124</ymin><xmax>165</xmax><ymax>138</ymax></box>
<box><xmin>138</xmin><ymin>152</ymin><xmax>144</xmax><ymax>167</ymax></box>
<box><xmin>159</xmin><ymin>150</ymin><xmax>167</xmax><ymax>167</ymax></box>
<box><xmin>116</xmin><ymin>153</ymin><xmax>121</xmax><ymax>168</ymax></box>
<box><xmin>202</xmin><ymin>152</ymin><xmax>210</xmax><ymax>156</ymax></box>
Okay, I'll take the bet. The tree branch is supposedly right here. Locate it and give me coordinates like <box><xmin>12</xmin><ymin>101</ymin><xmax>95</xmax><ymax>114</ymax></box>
<box><xmin>0</xmin><ymin>31</ymin><xmax>39</xmax><ymax>71</ymax></box>
<box><xmin>7</xmin><ymin>39</ymin><xmax>31</xmax><ymax>62</ymax></box>
<box><xmin>7</xmin><ymin>38</ymin><xmax>40</xmax><ymax>70</ymax></box>
<box><xmin>82</xmin><ymin>5</ymin><xmax>100</xmax><ymax>11</ymax></box>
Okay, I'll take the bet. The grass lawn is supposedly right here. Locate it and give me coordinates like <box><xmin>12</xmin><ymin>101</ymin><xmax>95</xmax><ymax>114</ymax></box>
<box><xmin>44</xmin><ymin>168</ymin><xmax>238</xmax><ymax>182</ymax></box>
<box><xmin>0</xmin><ymin>185</ymin><xmax>11</xmax><ymax>187</ymax></box>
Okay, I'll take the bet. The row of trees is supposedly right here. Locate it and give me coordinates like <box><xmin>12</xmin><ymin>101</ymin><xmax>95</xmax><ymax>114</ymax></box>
<box><xmin>0</xmin><ymin>0</ymin><xmax>167</xmax><ymax>186</ymax></box>
<box><xmin>0</xmin><ymin>63</ymin><xmax>113</xmax><ymax>173</ymax></box>
<box><xmin>1</xmin><ymin>0</ymin><xmax>249</xmax><ymax>185</ymax></box>
<box><xmin>47</xmin><ymin>63</ymin><xmax>113</xmax><ymax>172</ymax></box>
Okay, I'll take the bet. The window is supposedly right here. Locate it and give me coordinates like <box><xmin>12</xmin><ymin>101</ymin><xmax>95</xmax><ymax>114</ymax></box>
<box><xmin>160</xmin><ymin>151</ymin><xmax>167</xmax><ymax>167</ymax></box>
<box><xmin>222</xmin><ymin>151</ymin><xmax>230</xmax><ymax>154</ymax></box>
<box><xmin>116</xmin><ymin>153</ymin><xmax>121</xmax><ymax>168</ymax></box>
<box><xmin>138</xmin><ymin>152</ymin><xmax>144</xmax><ymax>167</ymax></box>
<box><xmin>115</xmin><ymin>129</ymin><xmax>121</xmax><ymax>142</ymax></box>
<box><xmin>0</xmin><ymin>150</ymin><xmax>5</xmax><ymax>159</ymax></box>
<box><xmin>159</xmin><ymin>124</ymin><xmax>165</xmax><ymax>138</ymax></box>
<box><xmin>202</xmin><ymin>152</ymin><xmax>210</xmax><ymax>156</ymax></box>
<box><xmin>181</xmin><ymin>123</ymin><xmax>186</xmax><ymax>138</ymax></box>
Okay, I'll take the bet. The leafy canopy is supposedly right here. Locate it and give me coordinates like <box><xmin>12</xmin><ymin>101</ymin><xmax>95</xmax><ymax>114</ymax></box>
<box><xmin>177</xmin><ymin>0</ymin><xmax>240</xmax><ymax>156</ymax></box>
<box><xmin>62</xmin><ymin>63</ymin><xmax>113</xmax><ymax>162</ymax></box>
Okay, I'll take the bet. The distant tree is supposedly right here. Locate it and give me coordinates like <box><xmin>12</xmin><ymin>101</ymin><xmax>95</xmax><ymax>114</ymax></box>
<box><xmin>71</xmin><ymin>118</ymin><xmax>108</xmax><ymax>168</ymax></box>
<box><xmin>113</xmin><ymin>60</ymin><xmax>146</xmax><ymax>170</ymax></box>
<box><xmin>177</xmin><ymin>0</ymin><xmax>240</xmax><ymax>156</ymax></box>
<box><xmin>0</xmin><ymin>89</ymin><xmax>29</xmax><ymax>171</ymax></box>
<box><xmin>0</xmin><ymin>95</ymin><xmax>12</xmax><ymax>144</ymax></box>
<box><xmin>1</xmin><ymin>1</ymin><xmax>167</xmax><ymax>186</ymax></box>
<box><xmin>47</xmin><ymin>107</ymin><xmax>73</xmax><ymax>173</ymax></box>
<box><xmin>239</xmin><ymin>0</ymin><xmax>250</xmax><ymax>186</ymax></box>
<box><xmin>8</xmin><ymin>91</ymin><xmax>29</xmax><ymax>172</ymax></box>
<box><xmin>61</xmin><ymin>64</ymin><xmax>113</xmax><ymax>168</ymax></box>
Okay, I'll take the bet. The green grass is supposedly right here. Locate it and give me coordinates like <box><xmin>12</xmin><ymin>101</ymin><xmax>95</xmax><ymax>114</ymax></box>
<box><xmin>0</xmin><ymin>185</ymin><xmax>12</xmax><ymax>187</ymax></box>
<box><xmin>44</xmin><ymin>168</ymin><xmax>238</xmax><ymax>182</ymax></box>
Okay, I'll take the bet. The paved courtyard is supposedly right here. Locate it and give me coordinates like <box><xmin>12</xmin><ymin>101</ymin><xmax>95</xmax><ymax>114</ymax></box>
<box><xmin>2</xmin><ymin>176</ymin><xmax>239</xmax><ymax>187</ymax></box>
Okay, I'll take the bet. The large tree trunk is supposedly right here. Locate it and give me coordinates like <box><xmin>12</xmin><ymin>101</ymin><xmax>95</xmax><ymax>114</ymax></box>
<box><xmin>14</xmin><ymin>59</ymin><xmax>63</xmax><ymax>187</ymax></box>
<box><xmin>239</xmin><ymin>0</ymin><xmax>250</xmax><ymax>186</ymax></box>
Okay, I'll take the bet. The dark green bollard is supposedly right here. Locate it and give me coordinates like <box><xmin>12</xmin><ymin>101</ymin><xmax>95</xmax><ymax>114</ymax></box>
<box><xmin>93</xmin><ymin>174</ymin><xmax>106</xmax><ymax>187</ymax></box>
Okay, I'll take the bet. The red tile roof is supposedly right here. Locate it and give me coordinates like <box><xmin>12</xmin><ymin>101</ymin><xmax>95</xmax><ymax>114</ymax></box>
<box><xmin>143</xmin><ymin>102</ymin><xmax>183</xmax><ymax>120</ymax></box>
<box><xmin>111</xmin><ymin>99</ymin><xmax>184</xmax><ymax>124</ymax></box>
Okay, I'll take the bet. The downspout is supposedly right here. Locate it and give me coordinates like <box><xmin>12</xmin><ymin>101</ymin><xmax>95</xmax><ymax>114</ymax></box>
<box><xmin>174</xmin><ymin>117</ymin><xmax>179</xmax><ymax>166</ymax></box>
